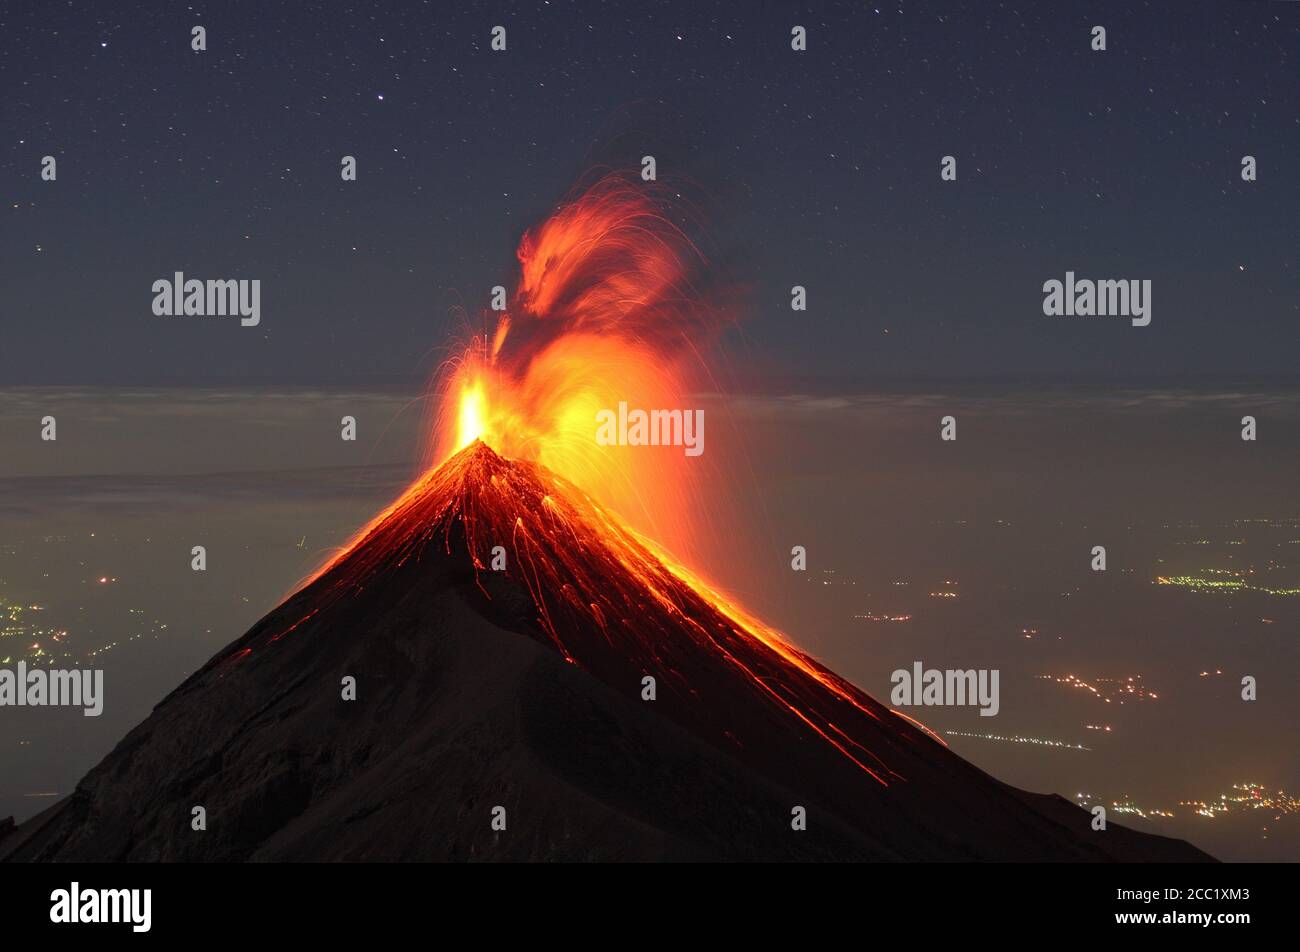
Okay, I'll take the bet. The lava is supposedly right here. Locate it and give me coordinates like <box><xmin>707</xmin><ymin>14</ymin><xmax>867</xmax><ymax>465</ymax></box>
<box><xmin>285</xmin><ymin>172</ymin><xmax>944</xmax><ymax>784</ymax></box>
<box><xmin>297</xmin><ymin>441</ymin><xmax>934</xmax><ymax>785</ymax></box>
<box><xmin>429</xmin><ymin>170</ymin><xmax>731</xmax><ymax>556</ymax></box>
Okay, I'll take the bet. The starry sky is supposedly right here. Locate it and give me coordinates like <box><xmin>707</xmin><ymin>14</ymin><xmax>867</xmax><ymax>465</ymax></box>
<box><xmin>4</xmin><ymin>0</ymin><xmax>1297</xmax><ymax>387</ymax></box>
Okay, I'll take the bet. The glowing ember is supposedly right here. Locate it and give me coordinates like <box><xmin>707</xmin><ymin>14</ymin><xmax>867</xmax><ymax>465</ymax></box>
<box><xmin>281</xmin><ymin>172</ymin><xmax>943</xmax><ymax>784</ymax></box>
<box><xmin>427</xmin><ymin>171</ymin><xmax>733</xmax><ymax>555</ymax></box>
<box><xmin>290</xmin><ymin>442</ymin><xmax>941</xmax><ymax>785</ymax></box>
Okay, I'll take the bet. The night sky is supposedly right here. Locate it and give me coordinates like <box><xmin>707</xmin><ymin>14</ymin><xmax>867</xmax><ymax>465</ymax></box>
<box><xmin>5</xmin><ymin>0</ymin><xmax>1297</xmax><ymax>387</ymax></box>
<box><xmin>3</xmin><ymin>2</ymin><xmax>1299</xmax><ymax>863</ymax></box>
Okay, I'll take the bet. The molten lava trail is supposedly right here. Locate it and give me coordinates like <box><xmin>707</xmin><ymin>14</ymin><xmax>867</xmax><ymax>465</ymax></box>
<box><xmin>428</xmin><ymin>170</ymin><xmax>735</xmax><ymax>559</ymax></box>
<box><xmin>271</xmin><ymin>443</ymin><xmax>945</xmax><ymax>786</ymax></box>
<box><xmin>264</xmin><ymin>173</ymin><xmax>943</xmax><ymax>785</ymax></box>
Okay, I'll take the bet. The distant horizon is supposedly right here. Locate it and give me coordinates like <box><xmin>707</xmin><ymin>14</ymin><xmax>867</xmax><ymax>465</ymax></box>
<box><xmin>6</xmin><ymin>371</ymin><xmax>1300</xmax><ymax>392</ymax></box>
<box><xmin>4</xmin><ymin>0</ymin><xmax>1297</xmax><ymax>885</ymax></box>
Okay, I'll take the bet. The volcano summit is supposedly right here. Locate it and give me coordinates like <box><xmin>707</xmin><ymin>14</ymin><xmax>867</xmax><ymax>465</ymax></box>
<box><xmin>1</xmin><ymin>442</ymin><xmax>1210</xmax><ymax>862</ymax></box>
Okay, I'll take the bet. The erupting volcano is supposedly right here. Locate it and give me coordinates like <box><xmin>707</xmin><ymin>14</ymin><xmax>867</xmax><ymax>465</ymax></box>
<box><xmin>2</xmin><ymin>174</ymin><xmax>1210</xmax><ymax>862</ymax></box>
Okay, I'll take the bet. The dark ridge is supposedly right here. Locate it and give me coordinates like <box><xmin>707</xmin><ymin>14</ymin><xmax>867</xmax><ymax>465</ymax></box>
<box><xmin>2</xmin><ymin>442</ymin><xmax>1214</xmax><ymax>862</ymax></box>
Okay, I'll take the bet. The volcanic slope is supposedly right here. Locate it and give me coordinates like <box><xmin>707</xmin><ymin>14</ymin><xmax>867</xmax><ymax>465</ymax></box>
<box><xmin>1</xmin><ymin>442</ymin><xmax>1211</xmax><ymax>861</ymax></box>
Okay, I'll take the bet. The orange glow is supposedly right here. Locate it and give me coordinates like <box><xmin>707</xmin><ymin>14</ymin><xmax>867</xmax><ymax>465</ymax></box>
<box><xmin>287</xmin><ymin>171</ymin><xmax>939</xmax><ymax>783</ymax></box>
<box><xmin>429</xmin><ymin>171</ymin><xmax>727</xmax><ymax>556</ymax></box>
<box><xmin>297</xmin><ymin>442</ymin><xmax>923</xmax><ymax>786</ymax></box>
<box><xmin>455</xmin><ymin>378</ymin><xmax>489</xmax><ymax>450</ymax></box>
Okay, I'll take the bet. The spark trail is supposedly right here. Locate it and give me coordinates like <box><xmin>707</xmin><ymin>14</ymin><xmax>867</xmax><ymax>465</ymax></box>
<box><xmin>273</xmin><ymin>172</ymin><xmax>944</xmax><ymax>785</ymax></box>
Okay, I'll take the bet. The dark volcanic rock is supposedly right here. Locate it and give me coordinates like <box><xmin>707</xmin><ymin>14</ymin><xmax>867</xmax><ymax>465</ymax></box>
<box><xmin>2</xmin><ymin>444</ymin><xmax>1213</xmax><ymax>862</ymax></box>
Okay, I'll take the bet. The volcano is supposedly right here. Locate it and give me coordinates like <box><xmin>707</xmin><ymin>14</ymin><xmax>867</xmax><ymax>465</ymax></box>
<box><xmin>1</xmin><ymin>442</ymin><xmax>1210</xmax><ymax>862</ymax></box>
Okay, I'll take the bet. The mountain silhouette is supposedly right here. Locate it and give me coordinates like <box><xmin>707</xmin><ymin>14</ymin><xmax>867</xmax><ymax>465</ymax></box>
<box><xmin>1</xmin><ymin>442</ymin><xmax>1212</xmax><ymax>861</ymax></box>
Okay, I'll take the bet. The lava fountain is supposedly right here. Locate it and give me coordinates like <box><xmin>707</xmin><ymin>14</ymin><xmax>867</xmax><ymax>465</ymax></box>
<box><xmin>430</xmin><ymin>171</ymin><xmax>735</xmax><ymax>557</ymax></box>
<box><xmin>291</xmin><ymin>170</ymin><xmax>943</xmax><ymax>785</ymax></box>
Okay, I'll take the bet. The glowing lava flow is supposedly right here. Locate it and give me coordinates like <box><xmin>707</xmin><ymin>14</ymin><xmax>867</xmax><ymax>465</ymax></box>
<box><xmin>288</xmin><ymin>172</ymin><xmax>943</xmax><ymax>784</ymax></box>
<box><xmin>427</xmin><ymin>171</ymin><xmax>730</xmax><ymax>557</ymax></box>
<box><xmin>302</xmin><ymin>441</ymin><xmax>928</xmax><ymax>785</ymax></box>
